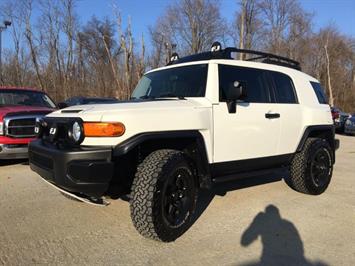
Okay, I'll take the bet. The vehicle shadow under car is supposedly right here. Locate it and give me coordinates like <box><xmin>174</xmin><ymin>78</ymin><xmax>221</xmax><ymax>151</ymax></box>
<box><xmin>192</xmin><ymin>171</ymin><xmax>285</xmax><ymax>226</ymax></box>
<box><xmin>0</xmin><ymin>159</ymin><xmax>28</xmax><ymax>167</ymax></box>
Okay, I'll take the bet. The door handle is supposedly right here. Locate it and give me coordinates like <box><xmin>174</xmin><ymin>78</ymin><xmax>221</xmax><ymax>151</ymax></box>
<box><xmin>265</xmin><ymin>113</ymin><xmax>280</xmax><ymax>119</ymax></box>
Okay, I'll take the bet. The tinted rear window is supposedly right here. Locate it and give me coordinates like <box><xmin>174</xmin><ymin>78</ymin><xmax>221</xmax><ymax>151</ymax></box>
<box><xmin>310</xmin><ymin>82</ymin><xmax>328</xmax><ymax>104</ymax></box>
<box><xmin>271</xmin><ymin>72</ymin><xmax>297</xmax><ymax>103</ymax></box>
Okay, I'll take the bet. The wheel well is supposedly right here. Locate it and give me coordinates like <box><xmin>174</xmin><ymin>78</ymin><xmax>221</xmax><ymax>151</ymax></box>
<box><xmin>296</xmin><ymin>126</ymin><xmax>336</xmax><ymax>163</ymax></box>
<box><xmin>107</xmin><ymin>135</ymin><xmax>211</xmax><ymax>197</ymax></box>
<box><xmin>307</xmin><ymin>129</ymin><xmax>333</xmax><ymax>143</ymax></box>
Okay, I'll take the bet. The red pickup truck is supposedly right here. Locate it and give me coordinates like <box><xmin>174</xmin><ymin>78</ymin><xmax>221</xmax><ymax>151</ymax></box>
<box><xmin>0</xmin><ymin>87</ymin><xmax>56</xmax><ymax>159</ymax></box>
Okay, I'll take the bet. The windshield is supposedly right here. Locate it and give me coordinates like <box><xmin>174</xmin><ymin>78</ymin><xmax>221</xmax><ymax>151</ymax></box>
<box><xmin>131</xmin><ymin>64</ymin><xmax>208</xmax><ymax>99</ymax></box>
<box><xmin>0</xmin><ymin>89</ymin><xmax>56</xmax><ymax>108</ymax></box>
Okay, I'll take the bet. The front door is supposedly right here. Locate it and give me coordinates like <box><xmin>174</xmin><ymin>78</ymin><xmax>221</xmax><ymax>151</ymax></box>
<box><xmin>213</xmin><ymin>64</ymin><xmax>281</xmax><ymax>165</ymax></box>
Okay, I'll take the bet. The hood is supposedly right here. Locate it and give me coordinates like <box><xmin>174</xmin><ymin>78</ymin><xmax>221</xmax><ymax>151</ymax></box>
<box><xmin>46</xmin><ymin>98</ymin><xmax>213</xmax><ymax>147</ymax></box>
<box><xmin>48</xmin><ymin>98</ymin><xmax>211</xmax><ymax>120</ymax></box>
<box><xmin>0</xmin><ymin>105</ymin><xmax>54</xmax><ymax>120</ymax></box>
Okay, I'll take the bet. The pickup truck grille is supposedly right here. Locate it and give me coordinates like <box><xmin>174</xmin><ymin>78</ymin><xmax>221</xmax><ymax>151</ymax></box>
<box><xmin>5</xmin><ymin>116</ymin><xmax>40</xmax><ymax>138</ymax></box>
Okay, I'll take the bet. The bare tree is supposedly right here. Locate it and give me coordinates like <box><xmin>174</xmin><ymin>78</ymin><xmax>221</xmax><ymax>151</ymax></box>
<box><xmin>149</xmin><ymin>18</ymin><xmax>173</xmax><ymax>68</ymax></box>
<box><xmin>136</xmin><ymin>33</ymin><xmax>146</xmax><ymax>79</ymax></box>
<box><xmin>324</xmin><ymin>36</ymin><xmax>334</xmax><ymax>106</ymax></box>
<box><xmin>24</xmin><ymin>0</ymin><xmax>45</xmax><ymax>91</ymax></box>
<box><xmin>0</xmin><ymin>0</ymin><xmax>27</xmax><ymax>85</ymax></box>
<box><xmin>234</xmin><ymin>0</ymin><xmax>263</xmax><ymax>58</ymax></box>
<box><xmin>258</xmin><ymin>0</ymin><xmax>300</xmax><ymax>54</ymax></box>
<box><xmin>151</xmin><ymin>0</ymin><xmax>226</xmax><ymax>57</ymax></box>
<box><xmin>0</xmin><ymin>0</ymin><xmax>354</xmax><ymax>111</ymax></box>
<box><xmin>120</xmin><ymin>17</ymin><xmax>134</xmax><ymax>99</ymax></box>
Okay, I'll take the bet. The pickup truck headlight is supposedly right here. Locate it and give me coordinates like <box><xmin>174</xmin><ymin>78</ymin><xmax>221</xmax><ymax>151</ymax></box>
<box><xmin>346</xmin><ymin>119</ymin><xmax>352</xmax><ymax>125</ymax></box>
<box><xmin>0</xmin><ymin>122</ymin><xmax>3</xmax><ymax>135</ymax></box>
<box><xmin>83</xmin><ymin>122</ymin><xmax>125</xmax><ymax>137</ymax></box>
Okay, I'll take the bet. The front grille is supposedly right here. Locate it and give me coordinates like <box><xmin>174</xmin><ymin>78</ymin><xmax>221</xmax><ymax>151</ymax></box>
<box><xmin>29</xmin><ymin>151</ymin><xmax>54</xmax><ymax>170</ymax></box>
<box><xmin>40</xmin><ymin>117</ymin><xmax>82</xmax><ymax>146</ymax></box>
<box><xmin>9</xmin><ymin>118</ymin><xmax>36</xmax><ymax>126</ymax></box>
<box><xmin>5</xmin><ymin>117</ymin><xmax>38</xmax><ymax>138</ymax></box>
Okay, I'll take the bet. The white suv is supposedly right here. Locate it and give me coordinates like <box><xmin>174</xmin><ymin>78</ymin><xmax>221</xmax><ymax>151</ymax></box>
<box><xmin>29</xmin><ymin>43</ymin><xmax>339</xmax><ymax>242</ymax></box>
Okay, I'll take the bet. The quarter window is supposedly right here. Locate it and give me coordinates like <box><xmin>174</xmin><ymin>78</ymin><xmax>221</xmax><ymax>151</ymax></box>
<box><xmin>218</xmin><ymin>65</ymin><xmax>270</xmax><ymax>103</ymax></box>
<box><xmin>271</xmin><ymin>72</ymin><xmax>297</xmax><ymax>103</ymax></box>
<box><xmin>310</xmin><ymin>82</ymin><xmax>328</xmax><ymax>104</ymax></box>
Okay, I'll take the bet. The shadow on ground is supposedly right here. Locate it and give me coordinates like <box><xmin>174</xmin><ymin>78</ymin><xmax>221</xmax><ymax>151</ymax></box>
<box><xmin>191</xmin><ymin>172</ymin><xmax>328</xmax><ymax>266</ymax></box>
<box><xmin>0</xmin><ymin>159</ymin><xmax>28</xmax><ymax>167</ymax></box>
<box><xmin>238</xmin><ymin>205</ymin><xmax>328</xmax><ymax>266</ymax></box>
<box><xmin>191</xmin><ymin>171</ymin><xmax>284</xmax><ymax>226</ymax></box>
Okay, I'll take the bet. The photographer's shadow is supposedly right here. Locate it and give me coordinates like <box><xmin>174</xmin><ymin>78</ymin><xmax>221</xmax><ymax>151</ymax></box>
<box><xmin>239</xmin><ymin>205</ymin><xmax>328</xmax><ymax>266</ymax></box>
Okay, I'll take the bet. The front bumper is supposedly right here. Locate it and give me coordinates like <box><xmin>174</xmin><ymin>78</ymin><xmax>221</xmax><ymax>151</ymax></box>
<box><xmin>0</xmin><ymin>144</ymin><xmax>29</xmax><ymax>159</ymax></box>
<box><xmin>29</xmin><ymin>140</ymin><xmax>114</xmax><ymax>197</ymax></box>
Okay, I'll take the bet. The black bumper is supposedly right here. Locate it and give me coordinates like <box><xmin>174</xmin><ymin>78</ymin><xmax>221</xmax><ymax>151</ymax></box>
<box><xmin>29</xmin><ymin>140</ymin><xmax>114</xmax><ymax>197</ymax></box>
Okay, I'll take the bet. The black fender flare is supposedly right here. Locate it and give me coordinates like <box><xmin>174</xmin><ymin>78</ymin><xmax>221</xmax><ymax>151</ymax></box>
<box><xmin>296</xmin><ymin>125</ymin><xmax>337</xmax><ymax>163</ymax></box>
<box><xmin>113</xmin><ymin>130</ymin><xmax>212</xmax><ymax>188</ymax></box>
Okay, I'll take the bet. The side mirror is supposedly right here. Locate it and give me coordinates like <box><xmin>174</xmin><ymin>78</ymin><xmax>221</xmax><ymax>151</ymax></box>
<box><xmin>226</xmin><ymin>81</ymin><xmax>247</xmax><ymax>113</ymax></box>
<box><xmin>57</xmin><ymin>102</ymin><xmax>68</xmax><ymax>109</ymax></box>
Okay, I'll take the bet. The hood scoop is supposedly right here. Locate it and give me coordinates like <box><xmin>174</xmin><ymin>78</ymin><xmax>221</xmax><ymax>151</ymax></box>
<box><xmin>61</xmin><ymin>109</ymin><xmax>83</xmax><ymax>113</ymax></box>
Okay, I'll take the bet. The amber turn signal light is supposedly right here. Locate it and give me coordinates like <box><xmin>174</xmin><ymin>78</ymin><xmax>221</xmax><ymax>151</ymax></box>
<box><xmin>83</xmin><ymin>122</ymin><xmax>125</xmax><ymax>137</ymax></box>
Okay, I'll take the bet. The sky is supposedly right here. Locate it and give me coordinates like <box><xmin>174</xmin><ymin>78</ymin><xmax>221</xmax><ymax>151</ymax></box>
<box><xmin>1</xmin><ymin>0</ymin><xmax>354</xmax><ymax>51</ymax></box>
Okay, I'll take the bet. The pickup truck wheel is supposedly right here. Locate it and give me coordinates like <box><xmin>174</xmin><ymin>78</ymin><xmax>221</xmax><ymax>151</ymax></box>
<box><xmin>287</xmin><ymin>138</ymin><xmax>333</xmax><ymax>195</ymax></box>
<box><xmin>130</xmin><ymin>149</ymin><xmax>198</xmax><ymax>242</ymax></box>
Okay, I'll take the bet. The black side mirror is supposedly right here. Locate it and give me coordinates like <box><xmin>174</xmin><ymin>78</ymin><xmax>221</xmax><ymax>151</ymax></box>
<box><xmin>226</xmin><ymin>81</ymin><xmax>247</xmax><ymax>113</ymax></box>
<box><xmin>57</xmin><ymin>102</ymin><xmax>68</xmax><ymax>109</ymax></box>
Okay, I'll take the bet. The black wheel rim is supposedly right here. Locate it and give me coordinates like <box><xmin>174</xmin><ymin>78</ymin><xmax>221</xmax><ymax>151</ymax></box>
<box><xmin>310</xmin><ymin>148</ymin><xmax>331</xmax><ymax>187</ymax></box>
<box><xmin>163</xmin><ymin>168</ymin><xmax>194</xmax><ymax>227</ymax></box>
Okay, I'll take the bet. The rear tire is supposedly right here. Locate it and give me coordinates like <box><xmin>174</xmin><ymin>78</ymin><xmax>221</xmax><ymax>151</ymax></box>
<box><xmin>286</xmin><ymin>138</ymin><xmax>333</xmax><ymax>195</ymax></box>
<box><xmin>130</xmin><ymin>149</ymin><xmax>198</xmax><ymax>242</ymax></box>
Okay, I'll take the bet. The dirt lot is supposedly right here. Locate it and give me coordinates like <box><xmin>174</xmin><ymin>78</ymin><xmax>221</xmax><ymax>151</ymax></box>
<box><xmin>0</xmin><ymin>134</ymin><xmax>354</xmax><ymax>266</ymax></box>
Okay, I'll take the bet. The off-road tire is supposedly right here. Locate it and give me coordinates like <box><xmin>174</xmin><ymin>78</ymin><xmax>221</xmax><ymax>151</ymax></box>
<box><xmin>287</xmin><ymin>138</ymin><xmax>333</xmax><ymax>195</ymax></box>
<box><xmin>130</xmin><ymin>149</ymin><xmax>198</xmax><ymax>242</ymax></box>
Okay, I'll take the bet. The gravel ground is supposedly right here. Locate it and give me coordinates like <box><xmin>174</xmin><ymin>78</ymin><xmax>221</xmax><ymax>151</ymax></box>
<box><xmin>0</xmin><ymin>134</ymin><xmax>354</xmax><ymax>266</ymax></box>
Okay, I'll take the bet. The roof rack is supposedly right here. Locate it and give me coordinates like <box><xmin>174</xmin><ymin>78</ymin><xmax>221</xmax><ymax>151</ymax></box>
<box><xmin>167</xmin><ymin>42</ymin><xmax>301</xmax><ymax>70</ymax></box>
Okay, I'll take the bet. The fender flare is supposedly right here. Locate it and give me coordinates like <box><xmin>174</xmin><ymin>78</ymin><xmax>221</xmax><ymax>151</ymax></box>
<box><xmin>112</xmin><ymin>130</ymin><xmax>212</xmax><ymax>188</ymax></box>
<box><xmin>296</xmin><ymin>125</ymin><xmax>336</xmax><ymax>163</ymax></box>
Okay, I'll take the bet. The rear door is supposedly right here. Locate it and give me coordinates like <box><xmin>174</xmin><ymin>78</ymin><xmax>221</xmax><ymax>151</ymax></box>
<box><xmin>213</xmin><ymin>64</ymin><xmax>281</xmax><ymax>164</ymax></box>
<box><xmin>268</xmin><ymin>71</ymin><xmax>302</xmax><ymax>154</ymax></box>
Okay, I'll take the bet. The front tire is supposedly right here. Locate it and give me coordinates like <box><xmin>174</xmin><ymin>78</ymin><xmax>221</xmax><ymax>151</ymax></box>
<box><xmin>130</xmin><ymin>149</ymin><xmax>198</xmax><ymax>242</ymax></box>
<box><xmin>287</xmin><ymin>138</ymin><xmax>333</xmax><ymax>195</ymax></box>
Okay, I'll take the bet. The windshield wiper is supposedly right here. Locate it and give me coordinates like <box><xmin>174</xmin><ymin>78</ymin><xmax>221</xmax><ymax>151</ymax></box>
<box><xmin>139</xmin><ymin>95</ymin><xmax>156</xmax><ymax>99</ymax></box>
<box><xmin>156</xmin><ymin>94</ymin><xmax>185</xmax><ymax>100</ymax></box>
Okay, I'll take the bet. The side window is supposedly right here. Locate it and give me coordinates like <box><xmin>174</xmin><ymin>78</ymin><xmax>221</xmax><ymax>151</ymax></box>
<box><xmin>271</xmin><ymin>72</ymin><xmax>297</xmax><ymax>103</ymax></box>
<box><xmin>310</xmin><ymin>82</ymin><xmax>328</xmax><ymax>104</ymax></box>
<box><xmin>218</xmin><ymin>65</ymin><xmax>270</xmax><ymax>103</ymax></box>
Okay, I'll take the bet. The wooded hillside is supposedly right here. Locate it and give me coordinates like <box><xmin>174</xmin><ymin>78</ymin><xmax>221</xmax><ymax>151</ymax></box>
<box><xmin>1</xmin><ymin>0</ymin><xmax>354</xmax><ymax>111</ymax></box>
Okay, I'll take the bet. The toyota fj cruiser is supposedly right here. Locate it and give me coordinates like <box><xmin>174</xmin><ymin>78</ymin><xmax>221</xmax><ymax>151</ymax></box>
<box><xmin>29</xmin><ymin>43</ymin><xmax>339</xmax><ymax>242</ymax></box>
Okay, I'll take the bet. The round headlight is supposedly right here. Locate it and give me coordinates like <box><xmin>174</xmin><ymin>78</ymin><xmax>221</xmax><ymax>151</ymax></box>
<box><xmin>72</xmin><ymin>121</ymin><xmax>82</xmax><ymax>142</ymax></box>
<box><xmin>346</xmin><ymin>119</ymin><xmax>351</xmax><ymax>125</ymax></box>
